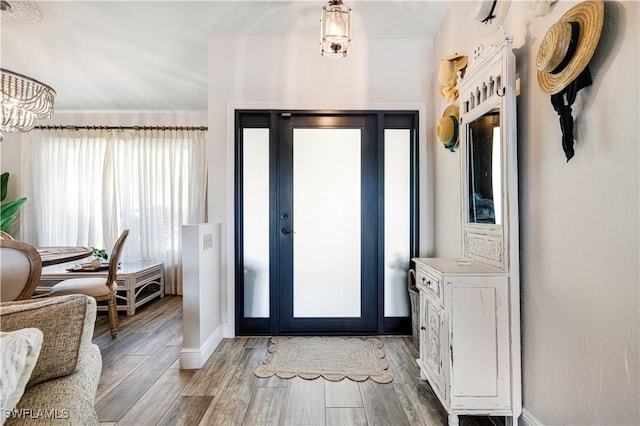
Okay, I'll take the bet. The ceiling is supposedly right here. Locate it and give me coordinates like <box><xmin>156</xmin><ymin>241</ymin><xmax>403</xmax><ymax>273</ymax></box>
<box><xmin>1</xmin><ymin>1</ymin><xmax>450</xmax><ymax>112</ymax></box>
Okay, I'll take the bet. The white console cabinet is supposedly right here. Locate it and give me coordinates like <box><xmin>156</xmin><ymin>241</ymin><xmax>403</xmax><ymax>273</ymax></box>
<box><xmin>416</xmin><ymin>34</ymin><xmax>521</xmax><ymax>426</ymax></box>
<box><xmin>414</xmin><ymin>258</ymin><xmax>513</xmax><ymax>425</ymax></box>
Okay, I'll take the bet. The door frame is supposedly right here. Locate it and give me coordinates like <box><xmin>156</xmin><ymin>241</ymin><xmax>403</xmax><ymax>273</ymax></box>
<box><xmin>235</xmin><ymin>109</ymin><xmax>420</xmax><ymax>336</ymax></box>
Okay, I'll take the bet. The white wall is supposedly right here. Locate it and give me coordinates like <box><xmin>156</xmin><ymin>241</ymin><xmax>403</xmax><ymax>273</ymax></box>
<box><xmin>180</xmin><ymin>223</ymin><xmax>223</xmax><ymax>369</ymax></box>
<box><xmin>208</xmin><ymin>35</ymin><xmax>435</xmax><ymax>336</ymax></box>
<box><xmin>433</xmin><ymin>1</ymin><xmax>639</xmax><ymax>424</ymax></box>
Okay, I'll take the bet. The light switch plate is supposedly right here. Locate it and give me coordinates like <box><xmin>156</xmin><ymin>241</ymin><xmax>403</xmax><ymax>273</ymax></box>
<box><xmin>203</xmin><ymin>233</ymin><xmax>213</xmax><ymax>250</ymax></box>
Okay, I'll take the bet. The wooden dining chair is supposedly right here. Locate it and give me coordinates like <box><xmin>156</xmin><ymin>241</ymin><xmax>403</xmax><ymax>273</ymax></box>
<box><xmin>0</xmin><ymin>230</ymin><xmax>15</xmax><ymax>240</ymax></box>
<box><xmin>48</xmin><ymin>229</ymin><xmax>129</xmax><ymax>338</ymax></box>
<box><xmin>0</xmin><ymin>240</ymin><xmax>43</xmax><ymax>302</ymax></box>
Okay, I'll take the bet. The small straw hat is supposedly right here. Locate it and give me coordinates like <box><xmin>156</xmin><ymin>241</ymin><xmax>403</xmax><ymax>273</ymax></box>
<box><xmin>438</xmin><ymin>53</ymin><xmax>468</xmax><ymax>86</ymax></box>
<box><xmin>536</xmin><ymin>0</ymin><xmax>604</xmax><ymax>95</ymax></box>
<box><xmin>471</xmin><ymin>0</ymin><xmax>511</xmax><ymax>37</ymax></box>
<box><xmin>436</xmin><ymin>105</ymin><xmax>460</xmax><ymax>152</ymax></box>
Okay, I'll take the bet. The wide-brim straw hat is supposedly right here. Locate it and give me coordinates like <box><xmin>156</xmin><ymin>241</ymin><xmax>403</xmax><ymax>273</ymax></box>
<box><xmin>472</xmin><ymin>0</ymin><xmax>511</xmax><ymax>37</ymax></box>
<box><xmin>436</xmin><ymin>105</ymin><xmax>460</xmax><ymax>151</ymax></box>
<box><xmin>438</xmin><ymin>53</ymin><xmax>468</xmax><ymax>86</ymax></box>
<box><xmin>536</xmin><ymin>0</ymin><xmax>604</xmax><ymax>95</ymax></box>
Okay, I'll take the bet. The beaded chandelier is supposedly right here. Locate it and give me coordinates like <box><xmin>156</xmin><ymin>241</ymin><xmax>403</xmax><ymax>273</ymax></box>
<box><xmin>1</xmin><ymin>1</ymin><xmax>55</xmax><ymax>139</ymax></box>
<box><xmin>1</xmin><ymin>68</ymin><xmax>56</xmax><ymax>136</ymax></box>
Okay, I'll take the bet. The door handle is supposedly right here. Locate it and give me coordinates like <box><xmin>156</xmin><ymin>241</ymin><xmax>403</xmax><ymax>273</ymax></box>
<box><xmin>281</xmin><ymin>227</ymin><xmax>294</xmax><ymax>235</ymax></box>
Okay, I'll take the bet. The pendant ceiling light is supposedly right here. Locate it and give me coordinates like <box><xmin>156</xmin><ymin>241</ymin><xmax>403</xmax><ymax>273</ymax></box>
<box><xmin>320</xmin><ymin>0</ymin><xmax>351</xmax><ymax>58</ymax></box>
<box><xmin>1</xmin><ymin>68</ymin><xmax>56</xmax><ymax>137</ymax></box>
<box><xmin>0</xmin><ymin>1</ymin><xmax>55</xmax><ymax>140</ymax></box>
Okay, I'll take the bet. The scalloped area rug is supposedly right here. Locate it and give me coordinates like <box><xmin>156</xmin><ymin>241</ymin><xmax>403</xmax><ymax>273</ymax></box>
<box><xmin>254</xmin><ymin>336</ymin><xmax>392</xmax><ymax>383</ymax></box>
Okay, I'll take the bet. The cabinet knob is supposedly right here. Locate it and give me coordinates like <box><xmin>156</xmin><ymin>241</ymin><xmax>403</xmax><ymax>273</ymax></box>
<box><xmin>420</xmin><ymin>326</ymin><xmax>426</xmax><ymax>331</ymax></box>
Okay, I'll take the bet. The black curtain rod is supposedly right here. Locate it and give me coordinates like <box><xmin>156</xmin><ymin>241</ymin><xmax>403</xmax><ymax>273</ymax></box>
<box><xmin>34</xmin><ymin>125</ymin><xmax>207</xmax><ymax>131</ymax></box>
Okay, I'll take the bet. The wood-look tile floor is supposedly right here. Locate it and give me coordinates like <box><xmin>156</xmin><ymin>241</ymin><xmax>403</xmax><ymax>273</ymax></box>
<box><xmin>93</xmin><ymin>296</ymin><xmax>498</xmax><ymax>426</ymax></box>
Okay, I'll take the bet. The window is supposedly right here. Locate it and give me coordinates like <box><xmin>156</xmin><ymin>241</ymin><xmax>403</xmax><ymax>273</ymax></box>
<box><xmin>20</xmin><ymin>127</ymin><xmax>207</xmax><ymax>294</ymax></box>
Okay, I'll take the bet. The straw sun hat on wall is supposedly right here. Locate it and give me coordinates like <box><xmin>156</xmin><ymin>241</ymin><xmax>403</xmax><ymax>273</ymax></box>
<box><xmin>536</xmin><ymin>0</ymin><xmax>604</xmax><ymax>95</ymax></box>
<box><xmin>439</xmin><ymin>54</ymin><xmax>468</xmax><ymax>102</ymax></box>
<box><xmin>536</xmin><ymin>0</ymin><xmax>604</xmax><ymax>161</ymax></box>
<box><xmin>436</xmin><ymin>105</ymin><xmax>460</xmax><ymax>153</ymax></box>
<box><xmin>439</xmin><ymin>54</ymin><xmax>468</xmax><ymax>87</ymax></box>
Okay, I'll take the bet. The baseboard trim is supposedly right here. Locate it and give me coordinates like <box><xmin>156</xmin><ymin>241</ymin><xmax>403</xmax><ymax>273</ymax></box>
<box><xmin>520</xmin><ymin>408</ymin><xmax>543</xmax><ymax>426</ymax></box>
<box><xmin>179</xmin><ymin>324</ymin><xmax>223</xmax><ymax>369</ymax></box>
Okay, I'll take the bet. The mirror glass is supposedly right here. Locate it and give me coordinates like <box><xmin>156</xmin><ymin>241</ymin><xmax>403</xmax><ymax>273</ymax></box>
<box><xmin>467</xmin><ymin>108</ymin><xmax>502</xmax><ymax>225</ymax></box>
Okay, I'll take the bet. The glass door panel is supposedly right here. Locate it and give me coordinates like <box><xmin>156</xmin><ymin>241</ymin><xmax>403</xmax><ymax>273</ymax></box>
<box><xmin>384</xmin><ymin>129</ymin><xmax>411</xmax><ymax>317</ymax></box>
<box><xmin>276</xmin><ymin>113</ymin><xmax>377</xmax><ymax>334</ymax></box>
<box><xmin>292</xmin><ymin>128</ymin><xmax>362</xmax><ymax>318</ymax></box>
<box><xmin>242</xmin><ymin>128</ymin><xmax>270</xmax><ymax>318</ymax></box>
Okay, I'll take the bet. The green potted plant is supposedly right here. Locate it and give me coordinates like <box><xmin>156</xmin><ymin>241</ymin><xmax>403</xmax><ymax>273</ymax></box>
<box><xmin>0</xmin><ymin>172</ymin><xmax>27</xmax><ymax>234</ymax></box>
<box><xmin>90</xmin><ymin>247</ymin><xmax>108</xmax><ymax>268</ymax></box>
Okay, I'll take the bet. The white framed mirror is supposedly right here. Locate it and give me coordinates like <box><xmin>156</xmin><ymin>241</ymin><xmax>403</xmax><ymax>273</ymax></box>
<box><xmin>458</xmin><ymin>34</ymin><xmax>518</xmax><ymax>272</ymax></box>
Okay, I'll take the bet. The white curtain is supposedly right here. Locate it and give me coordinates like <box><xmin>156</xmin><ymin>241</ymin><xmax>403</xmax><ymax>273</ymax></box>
<box><xmin>20</xmin><ymin>129</ymin><xmax>108</xmax><ymax>247</ymax></box>
<box><xmin>21</xmin><ymin>127</ymin><xmax>207</xmax><ymax>294</ymax></box>
<box><xmin>104</xmin><ymin>128</ymin><xmax>207</xmax><ymax>294</ymax></box>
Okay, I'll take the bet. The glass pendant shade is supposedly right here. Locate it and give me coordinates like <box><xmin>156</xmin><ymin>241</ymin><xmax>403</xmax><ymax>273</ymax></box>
<box><xmin>1</xmin><ymin>68</ymin><xmax>56</xmax><ymax>135</ymax></box>
<box><xmin>320</xmin><ymin>0</ymin><xmax>351</xmax><ymax>58</ymax></box>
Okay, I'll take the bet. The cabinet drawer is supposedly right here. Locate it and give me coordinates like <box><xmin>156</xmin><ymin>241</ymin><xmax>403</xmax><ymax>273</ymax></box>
<box><xmin>416</xmin><ymin>267</ymin><xmax>443</xmax><ymax>306</ymax></box>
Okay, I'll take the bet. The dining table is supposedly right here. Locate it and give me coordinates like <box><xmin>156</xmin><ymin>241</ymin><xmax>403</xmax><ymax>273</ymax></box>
<box><xmin>36</xmin><ymin>246</ymin><xmax>93</xmax><ymax>266</ymax></box>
